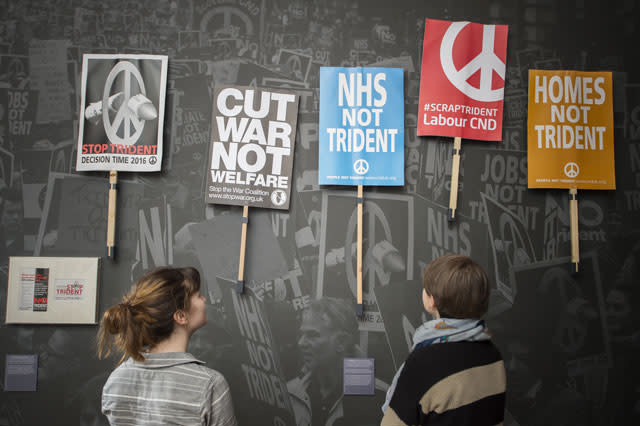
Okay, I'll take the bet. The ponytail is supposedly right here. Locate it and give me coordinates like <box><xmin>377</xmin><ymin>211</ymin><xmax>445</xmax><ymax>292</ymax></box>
<box><xmin>97</xmin><ymin>267</ymin><xmax>201</xmax><ymax>364</ymax></box>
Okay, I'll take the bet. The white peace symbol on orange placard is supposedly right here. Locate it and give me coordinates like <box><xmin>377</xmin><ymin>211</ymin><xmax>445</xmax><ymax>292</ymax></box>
<box><xmin>564</xmin><ymin>162</ymin><xmax>580</xmax><ymax>178</ymax></box>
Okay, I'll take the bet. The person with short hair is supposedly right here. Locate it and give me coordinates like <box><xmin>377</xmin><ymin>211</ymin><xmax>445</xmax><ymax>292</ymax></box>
<box><xmin>98</xmin><ymin>267</ymin><xmax>237</xmax><ymax>426</ymax></box>
<box><xmin>288</xmin><ymin>297</ymin><xmax>387</xmax><ymax>426</ymax></box>
<box><xmin>381</xmin><ymin>254</ymin><xmax>506</xmax><ymax>426</ymax></box>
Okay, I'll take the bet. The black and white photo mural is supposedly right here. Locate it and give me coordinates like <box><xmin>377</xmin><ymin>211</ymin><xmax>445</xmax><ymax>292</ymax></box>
<box><xmin>0</xmin><ymin>1</ymin><xmax>639</xmax><ymax>425</ymax></box>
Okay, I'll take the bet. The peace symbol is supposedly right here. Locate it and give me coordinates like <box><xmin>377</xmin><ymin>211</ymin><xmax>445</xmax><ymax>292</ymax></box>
<box><xmin>285</xmin><ymin>55</ymin><xmax>303</xmax><ymax>79</ymax></box>
<box><xmin>102</xmin><ymin>61</ymin><xmax>147</xmax><ymax>146</ymax></box>
<box><xmin>271</xmin><ymin>189</ymin><xmax>287</xmax><ymax>207</ymax></box>
<box><xmin>538</xmin><ymin>267</ymin><xmax>588</xmax><ymax>352</ymax></box>
<box><xmin>498</xmin><ymin>211</ymin><xmax>535</xmax><ymax>271</ymax></box>
<box><xmin>354</xmin><ymin>159</ymin><xmax>369</xmax><ymax>175</ymax></box>
<box><xmin>564</xmin><ymin>162</ymin><xmax>579</xmax><ymax>178</ymax></box>
<box><xmin>554</xmin><ymin>314</ymin><xmax>587</xmax><ymax>353</ymax></box>
<box><xmin>51</xmin><ymin>149</ymin><xmax>68</xmax><ymax>172</ymax></box>
<box><xmin>440</xmin><ymin>22</ymin><xmax>505</xmax><ymax>102</ymax></box>
<box><xmin>344</xmin><ymin>200</ymin><xmax>395</xmax><ymax>297</ymax></box>
<box><xmin>7</xmin><ymin>58</ymin><xmax>26</xmax><ymax>77</ymax></box>
<box><xmin>200</xmin><ymin>6</ymin><xmax>254</xmax><ymax>37</ymax></box>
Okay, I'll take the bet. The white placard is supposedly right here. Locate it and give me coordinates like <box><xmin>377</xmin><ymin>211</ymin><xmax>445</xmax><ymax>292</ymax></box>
<box><xmin>5</xmin><ymin>257</ymin><xmax>100</xmax><ymax>324</ymax></box>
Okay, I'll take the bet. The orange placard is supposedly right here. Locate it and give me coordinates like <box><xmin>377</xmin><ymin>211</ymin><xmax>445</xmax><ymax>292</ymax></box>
<box><xmin>528</xmin><ymin>70</ymin><xmax>615</xmax><ymax>190</ymax></box>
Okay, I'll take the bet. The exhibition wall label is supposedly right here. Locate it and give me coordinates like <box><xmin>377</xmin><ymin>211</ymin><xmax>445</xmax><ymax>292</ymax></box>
<box><xmin>527</xmin><ymin>70</ymin><xmax>615</xmax><ymax>189</ymax></box>
<box><xmin>206</xmin><ymin>85</ymin><xmax>299</xmax><ymax>210</ymax></box>
<box><xmin>417</xmin><ymin>18</ymin><xmax>508</xmax><ymax>141</ymax></box>
<box><xmin>76</xmin><ymin>54</ymin><xmax>168</xmax><ymax>172</ymax></box>
<box><xmin>319</xmin><ymin>67</ymin><xmax>404</xmax><ymax>186</ymax></box>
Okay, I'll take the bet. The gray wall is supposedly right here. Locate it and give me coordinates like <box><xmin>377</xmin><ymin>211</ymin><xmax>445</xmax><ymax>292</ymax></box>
<box><xmin>1</xmin><ymin>0</ymin><xmax>639</xmax><ymax>425</ymax></box>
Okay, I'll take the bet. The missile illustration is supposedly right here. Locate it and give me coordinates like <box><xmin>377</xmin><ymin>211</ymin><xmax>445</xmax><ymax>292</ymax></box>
<box><xmin>84</xmin><ymin>92</ymin><xmax>157</xmax><ymax>125</ymax></box>
<box><xmin>325</xmin><ymin>243</ymin><xmax>357</xmax><ymax>267</ymax></box>
<box><xmin>324</xmin><ymin>240</ymin><xmax>404</xmax><ymax>273</ymax></box>
<box><xmin>370</xmin><ymin>239</ymin><xmax>405</xmax><ymax>273</ymax></box>
<box><xmin>127</xmin><ymin>93</ymin><xmax>158</xmax><ymax>121</ymax></box>
<box><xmin>84</xmin><ymin>92</ymin><xmax>124</xmax><ymax>124</ymax></box>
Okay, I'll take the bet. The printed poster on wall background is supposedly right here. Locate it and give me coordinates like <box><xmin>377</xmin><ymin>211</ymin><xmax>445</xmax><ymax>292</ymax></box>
<box><xmin>5</xmin><ymin>257</ymin><xmax>100</xmax><ymax>324</ymax></box>
<box><xmin>219</xmin><ymin>279</ymin><xmax>295</xmax><ymax>426</ymax></box>
<box><xmin>206</xmin><ymin>85</ymin><xmax>299</xmax><ymax>210</ymax></box>
<box><xmin>418</xmin><ymin>18</ymin><xmax>508</xmax><ymax>141</ymax></box>
<box><xmin>319</xmin><ymin>67</ymin><xmax>404</xmax><ymax>186</ymax></box>
<box><xmin>76</xmin><ymin>54</ymin><xmax>168</xmax><ymax>172</ymax></box>
<box><xmin>19</xmin><ymin>267</ymin><xmax>49</xmax><ymax>312</ymax></box>
<box><xmin>1</xmin><ymin>88</ymin><xmax>38</xmax><ymax>141</ymax></box>
<box><xmin>528</xmin><ymin>70</ymin><xmax>615</xmax><ymax>189</ymax></box>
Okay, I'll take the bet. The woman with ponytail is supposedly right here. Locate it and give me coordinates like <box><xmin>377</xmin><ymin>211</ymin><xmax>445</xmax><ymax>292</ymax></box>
<box><xmin>98</xmin><ymin>267</ymin><xmax>237</xmax><ymax>426</ymax></box>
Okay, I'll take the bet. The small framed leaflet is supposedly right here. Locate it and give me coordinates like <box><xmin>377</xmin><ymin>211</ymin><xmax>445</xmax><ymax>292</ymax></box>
<box><xmin>5</xmin><ymin>257</ymin><xmax>100</xmax><ymax>324</ymax></box>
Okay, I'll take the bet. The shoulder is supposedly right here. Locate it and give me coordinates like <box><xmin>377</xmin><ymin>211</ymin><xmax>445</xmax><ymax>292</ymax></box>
<box><xmin>148</xmin><ymin>352</ymin><xmax>228</xmax><ymax>384</ymax></box>
<box><xmin>403</xmin><ymin>341</ymin><xmax>504</xmax><ymax>387</ymax></box>
<box><xmin>409</xmin><ymin>340</ymin><xmax>502</xmax><ymax>365</ymax></box>
<box><xmin>390</xmin><ymin>342</ymin><xmax>506</xmax><ymax>425</ymax></box>
<box><xmin>104</xmin><ymin>357</ymin><xmax>228</xmax><ymax>393</ymax></box>
<box><xmin>102</xmin><ymin>360</ymin><xmax>133</xmax><ymax>390</ymax></box>
<box><xmin>287</xmin><ymin>372</ymin><xmax>310</xmax><ymax>397</ymax></box>
<box><xmin>195</xmin><ymin>366</ymin><xmax>231</xmax><ymax>399</ymax></box>
<box><xmin>180</xmin><ymin>363</ymin><xmax>230</xmax><ymax>390</ymax></box>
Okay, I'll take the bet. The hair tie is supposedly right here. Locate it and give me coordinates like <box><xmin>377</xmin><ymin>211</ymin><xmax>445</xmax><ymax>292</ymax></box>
<box><xmin>118</xmin><ymin>301</ymin><xmax>132</xmax><ymax>313</ymax></box>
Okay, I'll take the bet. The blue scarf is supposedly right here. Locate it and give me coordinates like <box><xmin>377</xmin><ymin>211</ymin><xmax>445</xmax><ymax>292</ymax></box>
<box><xmin>381</xmin><ymin>318</ymin><xmax>490</xmax><ymax>413</ymax></box>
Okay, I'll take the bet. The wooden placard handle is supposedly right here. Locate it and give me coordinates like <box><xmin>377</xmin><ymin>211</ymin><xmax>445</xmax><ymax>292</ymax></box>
<box><xmin>356</xmin><ymin>185</ymin><xmax>363</xmax><ymax>316</ymax></box>
<box><xmin>106</xmin><ymin>170</ymin><xmax>118</xmax><ymax>259</ymax></box>
<box><xmin>569</xmin><ymin>188</ymin><xmax>579</xmax><ymax>273</ymax></box>
<box><xmin>448</xmin><ymin>137</ymin><xmax>462</xmax><ymax>221</ymax></box>
<box><xmin>236</xmin><ymin>205</ymin><xmax>249</xmax><ymax>293</ymax></box>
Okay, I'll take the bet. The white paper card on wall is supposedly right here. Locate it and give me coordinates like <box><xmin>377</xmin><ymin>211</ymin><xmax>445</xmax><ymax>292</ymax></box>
<box><xmin>343</xmin><ymin>357</ymin><xmax>375</xmax><ymax>395</ymax></box>
<box><xmin>4</xmin><ymin>354</ymin><xmax>38</xmax><ymax>391</ymax></box>
<box><xmin>5</xmin><ymin>257</ymin><xmax>100</xmax><ymax>324</ymax></box>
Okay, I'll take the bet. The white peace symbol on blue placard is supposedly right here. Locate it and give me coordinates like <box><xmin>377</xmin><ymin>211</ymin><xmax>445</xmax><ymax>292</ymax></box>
<box><xmin>354</xmin><ymin>159</ymin><xmax>369</xmax><ymax>175</ymax></box>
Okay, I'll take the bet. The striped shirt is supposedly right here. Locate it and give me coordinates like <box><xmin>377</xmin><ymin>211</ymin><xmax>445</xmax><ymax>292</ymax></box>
<box><xmin>102</xmin><ymin>352</ymin><xmax>237</xmax><ymax>426</ymax></box>
<box><xmin>381</xmin><ymin>341</ymin><xmax>506</xmax><ymax>426</ymax></box>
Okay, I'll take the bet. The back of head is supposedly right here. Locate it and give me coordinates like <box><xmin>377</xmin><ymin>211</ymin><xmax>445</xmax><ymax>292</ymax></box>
<box><xmin>423</xmin><ymin>254</ymin><xmax>489</xmax><ymax>319</ymax></box>
<box><xmin>97</xmin><ymin>266</ymin><xmax>201</xmax><ymax>363</ymax></box>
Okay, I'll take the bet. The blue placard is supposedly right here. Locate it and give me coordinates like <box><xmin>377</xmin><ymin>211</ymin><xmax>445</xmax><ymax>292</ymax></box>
<box><xmin>319</xmin><ymin>67</ymin><xmax>404</xmax><ymax>186</ymax></box>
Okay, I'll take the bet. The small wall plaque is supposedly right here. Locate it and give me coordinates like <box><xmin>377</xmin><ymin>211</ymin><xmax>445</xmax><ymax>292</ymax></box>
<box><xmin>343</xmin><ymin>357</ymin><xmax>375</xmax><ymax>395</ymax></box>
<box><xmin>4</xmin><ymin>354</ymin><xmax>38</xmax><ymax>391</ymax></box>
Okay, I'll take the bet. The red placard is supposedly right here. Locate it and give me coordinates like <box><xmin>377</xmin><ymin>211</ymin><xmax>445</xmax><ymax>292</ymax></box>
<box><xmin>418</xmin><ymin>18</ymin><xmax>508</xmax><ymax>141</ymax></box>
